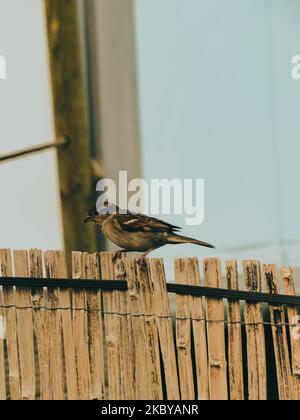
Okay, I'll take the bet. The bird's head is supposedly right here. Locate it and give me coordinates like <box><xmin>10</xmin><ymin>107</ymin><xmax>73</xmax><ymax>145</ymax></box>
<box><xmin>83</xmin><ymin>201</ymin><xmax>119</xmax><ymax>225</ymax></box>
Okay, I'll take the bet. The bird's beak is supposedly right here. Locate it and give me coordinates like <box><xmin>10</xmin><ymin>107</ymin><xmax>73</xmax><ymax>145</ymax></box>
<box><xmin>83</xmin><ymin>215</ymin><xmax>93</xmax><ymax>224</ymax></box>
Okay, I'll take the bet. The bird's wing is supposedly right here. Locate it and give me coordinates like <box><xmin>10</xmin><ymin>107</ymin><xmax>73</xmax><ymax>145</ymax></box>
<box><xmin>116</xmin><ymin>213</ymin><xmax>182</xmax><ymax>233</ymax></box>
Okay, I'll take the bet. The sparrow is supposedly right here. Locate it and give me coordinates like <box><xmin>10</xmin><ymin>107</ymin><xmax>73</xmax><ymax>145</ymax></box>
<box><xmin>83</xmin><ymin>202</ymin><xmax>215</xmax><ymax>262</ymax></box>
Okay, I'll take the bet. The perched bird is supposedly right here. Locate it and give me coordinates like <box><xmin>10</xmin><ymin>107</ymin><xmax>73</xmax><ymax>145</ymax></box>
<box><xmin>83</xmin><ymin>202</ymin><xmax>215</xmax><ymax>262</ymax></box>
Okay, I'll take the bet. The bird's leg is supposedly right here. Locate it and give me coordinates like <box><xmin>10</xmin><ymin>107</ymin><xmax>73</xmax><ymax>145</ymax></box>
<box><xmin>112</xmin><ymin>250</ymin><xmax>126</xmax><ymax>263</ymax></box>
<box><xmin>137</xmin><ymin>249</ymin><xmax>155</xmax><ymax>269</ymax></box>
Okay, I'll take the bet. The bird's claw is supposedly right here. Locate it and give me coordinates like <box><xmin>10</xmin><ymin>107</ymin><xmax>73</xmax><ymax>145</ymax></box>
<box><xmin>112</xmin><ymin>250</ymin><xmax>124</xmax><ymax>263</ymax></box>
<box><xmin>137</xmin><ymin>255</ymin><xmax>148</xmax><ymax>270</ymax></box>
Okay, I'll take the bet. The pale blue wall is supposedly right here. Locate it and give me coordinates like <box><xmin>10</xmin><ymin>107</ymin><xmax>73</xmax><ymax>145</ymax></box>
<box><xmin>134</xmin><ymin>0</ymin><xmax>300</xmax><ymax>266</ymax></box>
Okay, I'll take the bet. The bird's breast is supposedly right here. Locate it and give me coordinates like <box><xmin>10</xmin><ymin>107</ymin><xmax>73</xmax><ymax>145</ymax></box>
<box><xmin>101</xmin><ymin>217</ymin><xmax>167</xmax><ymax>252</ymax></box>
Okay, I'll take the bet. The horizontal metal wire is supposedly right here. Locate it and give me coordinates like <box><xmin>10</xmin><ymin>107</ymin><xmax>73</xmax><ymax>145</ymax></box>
<box><xmin>0</xmin><ymin>304</ymin><xmax>297</xmax><ymax>327</ymax></box>
<box><xmin>0</xmin><ymin>277</ymin><xmax>299</xmax><ymax>305</ymax></box>
<box><xmin>0</xmin><ymin>137</ymin><xmax>70</xmax><ymax>163</ymax></box>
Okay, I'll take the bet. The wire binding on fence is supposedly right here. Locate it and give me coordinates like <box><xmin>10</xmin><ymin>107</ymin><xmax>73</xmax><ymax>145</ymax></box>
<box><xmin>0</xmin><ymin>303</ymin><xmax>297</xmax><ymax>327</ymax></box>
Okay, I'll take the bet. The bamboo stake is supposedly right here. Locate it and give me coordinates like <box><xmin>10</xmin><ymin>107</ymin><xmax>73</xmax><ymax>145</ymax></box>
<box><xmin>83</xmin><ymin>253</ymin><xmax>105</xmax><ymax>400</ymax></box>
<box><xmin>149</xmin><ymin>258</ymin><xmax>180</xmax><ymax>400</ymax></box>
<box><xmin>281</xmin><ymin>267</ymin><xmax>300</xmax><ymax>398</ymax></box>
<box><xmin>113</xmin><ymin>255</ymin><xmax>134</xmax><ymax>400</ymax></box>
<box><xmin>243</xmin><ymin>260</ymin><xmax>267</xmax><ymax>400</ymax></box>
<box><xmin>72</xmin><ymin>252</ymin><xmax>91</xmax><ymax>400</ymax></box>
<box><xmin>226</xmin><ymin>260</ymin><xmax>244</xmax><ymax>400</ymax></box>
<box><xmin>50</xmin><ymin>251</ymin><xmax>77</xmax><ymax>399</ymax></box>
<box><xmin>204</xmin><ymin>258</ymin><xmax>228</xmax><ymax>400</ymax></box>
<box><xmin>174</xmin><ymin>259</ymin><xmax>195</xmax><ymax>400</ymax></box>
<box><xmin>180</xmin><ymin>258</ymin><xmax>209</xmax><ymax>400</ymax></box>
<box><xmin>125</xmin><ymin>258</ymin><xmax>162</xmax><ymax>399</ymax></box>
<box><xmin>29</xmin><ymin>249</ymin><xmax>51</xmax><ymax>400</ymax></box>
<box><xmin>100</xmin><ymin>253</ymin><xmax>123</xmax><ymax>400</ymax></box>
<box><xmin>43</xmin><ymin>251</ymin><xmax>65</xmax><ymax>400</ymax></box>
<box><xmin>124</xmin><ymin>258</ymin><xmax>148</xmax><ymax>399</ymax></box>
<box><xmin>14</xmin><ymin>251</ymin><xmax>36</xmax><ymax>400</ymax></box>
<box><xmin>1</xmin><ymin>249</ymin><xmax>20</xmax><ymax>400</ymax></box>
<box><xmin>264</xmin><ymin>265</ymin><xmax>295</xmax><ymax>400</ymax></box>
<box><xmin>0</xmin><ymin>262</ymin><xmax>6</xmax><ymax>400</ymax></box>
<box><xmin>137</xmin><ymin>261</ymin><xmax>163</xmax><ymax>400</ymax></box>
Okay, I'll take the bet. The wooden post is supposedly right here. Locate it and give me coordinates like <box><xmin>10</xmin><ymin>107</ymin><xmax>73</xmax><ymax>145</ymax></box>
<box><xmin>44</xmin><ymin>0</ymin><xmax>96</xmax><ymax>262</ymax></box>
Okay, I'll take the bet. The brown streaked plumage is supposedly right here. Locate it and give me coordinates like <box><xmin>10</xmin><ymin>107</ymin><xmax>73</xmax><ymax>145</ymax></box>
<box><xmin>83</xmin><ymin>203</ymin><xmax>215</xmax><ymax>261</ymax></box>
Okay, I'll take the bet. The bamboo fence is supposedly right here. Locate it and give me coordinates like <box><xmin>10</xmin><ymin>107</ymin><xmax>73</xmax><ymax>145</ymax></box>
<box><xmin>0</xmin><ymin>249</ymin><xmax>299</xmax><ymax>400</ymax></box>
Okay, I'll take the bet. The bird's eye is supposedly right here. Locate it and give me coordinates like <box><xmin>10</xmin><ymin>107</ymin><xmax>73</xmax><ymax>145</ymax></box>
<box><xmin>96</xmin><ymin>202</ymin><xmax>116</xmax><ymax>215</ymax></box>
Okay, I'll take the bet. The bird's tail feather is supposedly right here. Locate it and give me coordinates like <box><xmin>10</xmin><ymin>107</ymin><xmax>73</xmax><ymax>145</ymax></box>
<box><xmin>168</xmin><ymin>234</ymin><xmax>215</xmax><ymax>249</ymax></box>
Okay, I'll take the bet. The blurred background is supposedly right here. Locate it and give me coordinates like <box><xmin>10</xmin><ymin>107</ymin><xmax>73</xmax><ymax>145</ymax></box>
<box><xmin>0</xmin><ymin>0</ymin><xmax>300</xmax><ymax>286</ymax></box>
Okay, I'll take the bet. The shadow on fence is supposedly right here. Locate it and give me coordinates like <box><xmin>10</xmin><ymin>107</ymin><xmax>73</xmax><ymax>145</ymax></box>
<box><xmin>0</xmin><ymin>249</ymin><xmax>299</xmax><ymax>400</ymax></box>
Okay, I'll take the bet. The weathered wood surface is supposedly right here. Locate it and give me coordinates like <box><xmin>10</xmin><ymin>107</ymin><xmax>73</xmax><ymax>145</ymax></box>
<box><xmin>0</xmin><ymin>251</ymin><xmax>299</xmax><ymax>400</ymax></box>
<box><xmin>100</xmin><ymin>253</ymin><xmax>124</xmax><ymax>400</ymax></box>
<box><xmin>29</xmin><ymin>249</ymin><xmax>50</xmax><ymax>400</ymax></box>
<box><xmin>113</xmin><ymin>255</ymin><xmax>134</xmax><ymax>400</ymax></box>
<box><xmin>125</xmin><ymin>258</ymin><xmax>162</xmax><ymax>399</ymax></box>
<box><xmin>243</xmin><ymin>260</ymin><xmax>267</xmax><ymax>400</ymax></box>
<box><xmin>185</xmin><ymin>258</ymin><xmax>209</xmax><ymax>401</ymax></box>
<box><xmin>150</xmin><ymin>258</ymin><xmax>180</xmax><ymax>400</ymax></box>
<box><xmin>281</xmin><ymin>267</ymin><xmax>300</xmax><ymax>398</ymax></box>
<box><xmin>174</xmin><ymin>259</ymin><xmax>195</xmax><ymax>400</ymax></box>
<box><xmin>14</xmin><ymin>250</ymin><xmax>35</xmax><ymax>400</ymax></box>
<box><xmin>0</xmin><ymin>252</ymin><xmax>6</xmax><ymax>400</ymax></box>
<box><xmin>0</xmin><ymin>302</ymin><xmax>5</xmax><ymax>400</ymax></box>
<box><xmin>44</xmin><ymin>251</ymin><xmax>65</xmax><ymax>400</ymax></box>
<box><xmin>72</xmin><ymin>252</ymin><xmax>91</xmax><ymax>400</ymax></box>
<box><xmin>1</xmin><ymin>249</ymin><xmax>20</xmax><ymax>400</ymax></box>
<box><xmin>204</xmin><ymin>258</ymin><xmax>228</xmax><ymax>400</ymax></box>
<box><xmin>84</xmin><ymin>253</ymin><xmax>105</xmax><ymax>400</ymax></box>
<box><xmin>49</xmin><ymin>251</ymin><xmax>77</xmax><ymax>400</ymax></box>
<box><xmin>264</xmin><ymin>265</ymin><xmax>295</xmax><ymax>400</ymax></box>
<box><xmin>139</xmin><ymin>262</ymin><xmax>163</xmax><ymax>400</ymax></box>
<box><xmin>45</xmin><ymin>0</ymin><xmax>96</xmax><ymax>261</ymax></box>
<box><xmin>226</xmin><ymin>260</ymin><xmax>244</xmax><ymax>400</ymax></box>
